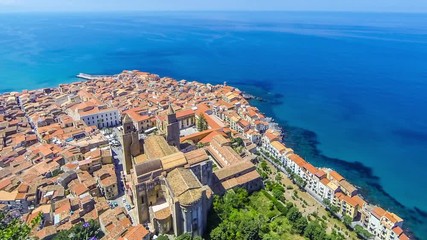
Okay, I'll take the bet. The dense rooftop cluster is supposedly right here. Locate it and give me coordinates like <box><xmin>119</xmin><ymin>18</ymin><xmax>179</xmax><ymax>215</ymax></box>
<box><xmin>0</xmin><ymin>70</ymin><xmax>409</xmax><ymax>240</ymax></box>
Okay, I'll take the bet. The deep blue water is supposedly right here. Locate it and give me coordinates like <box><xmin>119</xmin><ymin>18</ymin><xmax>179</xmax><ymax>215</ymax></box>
<box><xmin>1</xmin><ymin>12</ymin><xmax>426</xmax><ymax>239</ymax></box>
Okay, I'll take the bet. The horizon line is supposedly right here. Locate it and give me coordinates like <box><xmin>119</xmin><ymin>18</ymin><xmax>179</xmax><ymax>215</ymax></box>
<box><xmin>1</xmin><ymin>9</ymin><xmax>427</xmax><ymax>14</ymax></box>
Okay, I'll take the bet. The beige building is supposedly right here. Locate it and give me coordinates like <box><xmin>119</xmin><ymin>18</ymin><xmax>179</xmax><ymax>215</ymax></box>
<box><xmin>126</xmin><ymin>136</ymin><xmax>212</xmax><ymax>237</ymax></box>
<box><xmin>121</xmin><ymin>109</ymin><xmax>212</xmax><ymax>237</ymax></box>
<box><xmin>163</xmin><ymin>168</ymin><xmax>211</xmax><ymax>236</ymax></box>
<box><xmin>94</xmin><ymin>164</ymin><xmax>118</xmax><ymax>200</ymax></box>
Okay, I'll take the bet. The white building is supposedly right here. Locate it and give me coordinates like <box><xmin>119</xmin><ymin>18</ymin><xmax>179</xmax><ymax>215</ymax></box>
<box><xmin>68</xmin><ymin>101</ymin><xmax>120</xmax><ymax>129</ymax></box>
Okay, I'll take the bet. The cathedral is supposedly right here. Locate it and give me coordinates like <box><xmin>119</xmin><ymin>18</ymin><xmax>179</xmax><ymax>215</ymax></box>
<box><xmin>120</xmin><ymin>104</ymin><xmax>212</xmax><ymax>237</ymax></box>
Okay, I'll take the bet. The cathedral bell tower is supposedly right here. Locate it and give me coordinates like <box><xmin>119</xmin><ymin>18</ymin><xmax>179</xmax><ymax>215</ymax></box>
<box><xmin>165</xmin><ymin>103</ymin><xmax>180</xmax><ymax>149</ymax></box>
<box><xmin>120</xmin><ymin>114</ymin><xmax>142</xmax><ymax>174</ymax></box>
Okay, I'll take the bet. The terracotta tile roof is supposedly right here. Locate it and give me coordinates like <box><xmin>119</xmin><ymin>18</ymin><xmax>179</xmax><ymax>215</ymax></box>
<box><xmin>184</xmin><ymin>149</ymin><xmax>209</xmax><ymax>165</ymax></box>
<box><xmin>271</xmin><ymin>141</ymin><xmax>286</xmax><ymax>153</ymax></box>
<box><xmin>176</xmin><ymin>109</ymin><xmax>195</xmax><ymax>119</ymax></box>
<box><xmin>385</xmin><ymin>211</ymin><xmax>403</xmax><ymax>224</ymax></box>
<box><xmin>0</xmin><ymin>190</ymin><xmax>18</xmax><ymax>201</ymax></box>
<box><xmin>329</xmin><ymin>170</ymin><xmax>344</xmax><ymax>182</ymax></box>
<box><xmin>122</xmin><ymin>225</ymin><xmax>150</xmax><ymax>240</ymax></box>
<box><xmin>71</xmin><ymin>183</ymin><xmax>89</xmax><ymax>196</ymax></box>
<box><xmin>214</xmin><ymin>161</ymin><xmax>256</xmax><ymax>181</ymax></box>
<box><xmin>160</xmin><ymin>152</ymin><xmax>187</xmax><ymax>171</ymax></box>
<box><xmin>212</xmin><ymin>134</ymin><xmax>230</xmax><ymax>146</ymax></box>
<box><xmin>315</xmin><ymin>169</ymin><xmax>326</xmax><ymax>179</ymax></box>
<box><xmin>342</xmin><ymin>195</ymin><xmax>358</xmax><ymax>207</ymax></box>
<box><xmin>125</xmin><ymin>110</ymin><xmax>150</xmax><ymax>122</ymax></box>
<box><xmin>351</xmin><ymin>195</ymin><xmax>366</xmax><ymax>207</ymax></box>
<box><xmin>399</xmin><ymin>233</ymin><xmax>410</xmax><ymax>240</ymax></box>
<box><xmin>392</xmin><ymin>226</ymin><xmax>403</xmax><ymax>235</ymax></box>
<box><xmin>153</xmin><ymin>207</ymin><xmax>171</xmax><ymax>220</ymax></box>
<box><xmin>166</xmin><ymin>168</ymin><xmax>203</xmax><ymax>206</ymax></box>
<box><xmin>35</xmin><ymin>225</ymin><xmax>57</xmax><ymax>239</ymax></box>
<box><xmin>303</xmin><ymin>162</ymin><xmax>318</xmax><ymax>175</ymax></box>
<box><xmin>204</xmin><ymin>114</ymin><xmax>222</xmax><ymax>129</ymax></box>
<box><xmin>288</xmin><ymin>154</ymin><xmax>307</xmax><ymax>167</ymax></box>
<box><xmin>199</xmin><ymin>131</ymin><xmax>226</xmax><ymax>144</ymax></box>
<box><xmin>0</xmin><ymin>178</ymin><xmax>12</xmax><ymax>190</ymax></box>
<box><xmin>264</xmin><ymin>130</ymin><xmax>280</xmax><ymax>142</ymax></box>
<box><xmin>338</xmin><ymin>180</ymin><xmax>357</xmax><ymax>195</ymax></box>
<box><xmin>320</xmin><ymin>178</ymin><xmax>330</xmax><ymax>185</ymax></box>
<box><xmin>236</xmin><ymin>170</ymin><xmax>260</xmax><ymax>185</ymax></box>
<box><xmin>144</xmin><ymin>135</ymin><xmax>177</xmax><ymax>160</ymax></box>
<box><xmin>372</xmin><ymin>207</ymin><xmax>386</xmax><ymax>219</ymax></box>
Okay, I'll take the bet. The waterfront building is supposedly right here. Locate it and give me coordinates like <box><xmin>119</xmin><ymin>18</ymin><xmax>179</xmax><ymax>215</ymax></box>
<box><xmin>364</xmin><ymin>206</ymin><xmax>409</xmax><ymax>240</ymax></box>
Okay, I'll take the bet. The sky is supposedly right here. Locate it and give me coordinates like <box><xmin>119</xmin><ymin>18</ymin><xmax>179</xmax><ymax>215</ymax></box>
<box><xmin>0</xmin><ymin>0</ymin><xmax>426</xmax><ymax>13</ymax></box>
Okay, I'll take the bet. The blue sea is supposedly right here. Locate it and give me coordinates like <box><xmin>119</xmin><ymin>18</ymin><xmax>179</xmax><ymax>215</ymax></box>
<box><xmin>1</xmin><ymin>12</ymin><xmax>427</xmax><ymax>239</ymax></box>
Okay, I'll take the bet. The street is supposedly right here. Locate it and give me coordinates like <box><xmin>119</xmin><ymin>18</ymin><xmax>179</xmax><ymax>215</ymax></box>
<box><xmin>101</xmin><ymin>127</ymin><xmax>138</xmax><ymax>224</ymax></box>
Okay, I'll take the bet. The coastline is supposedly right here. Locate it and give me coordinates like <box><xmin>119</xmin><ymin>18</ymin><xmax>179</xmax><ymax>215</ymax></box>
<box><xmin>240</xmin><ymin>86</ymin><xmax>425</xmax><ymax>240</ymax></box>
<box><xmin>209</xmin><ymin>77</ymin><xmax>425</xmax><ymax>239</ymax></box>
<box><xmin>1</xmin><ymin>11</ymin><xmax>427</xmax><ymax>239</ymax></box>
<box><xmin>0</xmin><ymin>72</ymin><xmax>421</xmax><ymax>239</ymax></box>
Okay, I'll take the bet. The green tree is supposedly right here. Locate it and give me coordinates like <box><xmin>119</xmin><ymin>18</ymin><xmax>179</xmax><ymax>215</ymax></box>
<box><xmin>210</xmin><ymin>224</ymin><xmax>232</xmax><ymax>240</ymax></box>
<box><xmin>232</xmin><ymin>137</ymin><xmax>243</xmax><ymax>147</ymax></box>
<box><xmin>272</xmin><ymin>188</ymin><xmax>284</xmax><ymax>201</ymax></box>
<box><xmin>260</xmin><ymin>160</ymin><xmax>270</xmax><ymax>173</ymax></box>
<box><xmin>286</xmin><ymin>207</ymin><xmax>302</xmax><ymax>222</ymax></box>
<box><xmin>196</xmin><ymin>142</ymin><xmax>205</xmax><ymax>149</ymax></box>
<box><xmin>328</xmin><ymin>231</ymin><xmax>346</xmax><ymax>240</ymax></box>
<box><xmin>197</xmin><ymin>114</ymin><xmax>208</xmax><ymax>131</ymax></box>
<box><xmin>275</xmin><ymin>173</ymin><xmax>282</xmax><ymax>182</ymax></box>
<box><xmin>0</xmin><ymin>210</ymin><xmax>41</xmax><ymax>240</ymax></box>
<box><xmin>323</xmin><ymin>199</ymin><xmax>339</xmax><ymax>214</ymax></box>
<box><xmin>240</xmin><ymin>211</ymin><xmax>263</xmax><ymax>240</ymax></box>
<box><xmin>330</xmin><ymin>205</ymin><xmax>340</xmax><ymax>214</ymax></box>
<box><xmin>354</xmin><ymin>225</ymin><xmax>373</xmax><ymax>239</ymax></box>
<box><xmin>322</xmin><ymin>199</ymin><xmax>331</xmax><ymax>207</ymax></box>
<box><xmin>304</xmin><ymin>221</ymin><xmax>327</xmax><ymax>240</ymax></box>
<box><xmin>175</xmin><ymin>233</ymin><xmax>202</xmax><ymax>240</ymax></box>
<box><xmin>176</xmin><ymin>233</ymin><xmax>192</xmax><ymax>240</ymax></box>
<box><xmin>343</xmin><ymin>215</ymin><xmax>352</xmax><ymax>227</ymax></box>
<box><xmin>293</xmin><ymin>217</ymin><xmax>308</xmax><ymax>235</ymax></box>
<box><xmin>157</xmin><ymin>235</ymin><xmax>169</xmax><ymax>240</ymax></box>
<box><xmin>293</xmin><ymin>175</ymin><xmax>306</xmax><ymax>189</ymax></box>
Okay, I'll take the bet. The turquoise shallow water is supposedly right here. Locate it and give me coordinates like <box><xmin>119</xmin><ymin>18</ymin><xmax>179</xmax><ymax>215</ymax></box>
<box><xmin>0</xmin><ymin>12</ymin><xmax>427</xmax><ymax>239</ymax></box>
